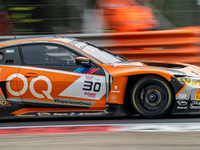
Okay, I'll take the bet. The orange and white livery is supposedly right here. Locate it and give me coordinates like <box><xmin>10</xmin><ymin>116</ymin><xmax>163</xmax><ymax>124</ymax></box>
<box><xmin>0</xmin><ymin>36</ymin><xmax>199</xmax><ymax>119</ymax></box>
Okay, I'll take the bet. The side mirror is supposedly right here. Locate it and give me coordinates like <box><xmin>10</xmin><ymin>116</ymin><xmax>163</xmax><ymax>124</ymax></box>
<box><xmin>75</xmin><ymin>57</ymin><xmax>91</xmax><ymax>66</ymax></box>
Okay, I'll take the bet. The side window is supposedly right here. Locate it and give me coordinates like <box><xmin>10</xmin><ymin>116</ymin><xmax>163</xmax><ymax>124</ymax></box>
<box><xmin>21</xmin><ymin>45</ymin><xmax>44</xmax><ymax>65</ymax></box>
<box><xmin>20</xmin><ymin>44</ymin><xmax>80</xmax><ymax>66</ymax></box>
<box><xmin>0</xmin><ymin>46</ymin><xmax>22</xmax><ymax>65</ymax></box>
<box><xmin>44</xmin><ymin>45</ymin><xmax>79</xmax><ymax>65</ymax></box>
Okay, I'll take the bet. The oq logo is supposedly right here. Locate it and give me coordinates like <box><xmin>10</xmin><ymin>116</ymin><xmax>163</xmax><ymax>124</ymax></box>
<box><xmin>6</xmin><ymin>73</ymin><xmax>53</xmax><ymax>99</ymax></box>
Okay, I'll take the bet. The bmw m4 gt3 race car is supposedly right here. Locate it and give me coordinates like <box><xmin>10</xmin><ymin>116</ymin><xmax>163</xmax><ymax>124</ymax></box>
<box><xmin>0</xmin><ymin>36</ymin><xmax>199</xmax><ymax>119</ymax></box>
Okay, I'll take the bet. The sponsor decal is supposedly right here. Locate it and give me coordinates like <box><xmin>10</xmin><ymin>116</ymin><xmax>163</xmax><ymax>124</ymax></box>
<box><xmin>37</xmin><ymin>112</ymin><xmax>51</xmax><ymax>117</ymax></box>
<box><xmin>177</xmin><ymin>101</ymin><xmax>188</xmax><ymax>106</ymax></box>
<box><xmin>177</xmin><ymin>94</ymin><xmax>187</xmax><ymax>99</ymax></box>
<box><xmin>76</xmin><ymin>113</ymin><xmax>84</xmax><ymax>116</ymax></box>
<box><xmin>74</xmin><ymin>67</ymin><xmax>100</xmax><ymax>74</ymax></box>
<box><xmin>84</xmin><ymin>92</ymin><xmax>96</xmax><ymax>98</ymax></box>
<box><xmin>83</xmin><ymin>112</ymin><xmax>103</xmax><ymax>116</ymax></box>
<box><xmin>17</xmin><ymin>112</ymin><xmax>104</xmax><ymax>117</ymax></box>
<box><xmin>190</xmin><ymin>105</ymin><xmax>200</xmax><ymax>109</ymax></box>
<box><xmin>0</xmin><ymin>100</ymin><xmax>6</xmax><ymax>106</ymax></box>
<box><xmin>191</xmin><ymin>101</ymin><xmax>200</xmax><ymax>105</ymax></box>
<box><xmin>85</xmin><ymin>76</ymin><xmax>100</xmax><ymax>81</ymax></box>
<box><xmin>53</xmin><ymin>113</ymin><xmax>69</xmax><ymax>116</ymax></box>
<box><xmin>195</xmin><ymin>94</ymin><xmax>200</xmax><ymax>100</ymax></box>
<box><xmin>114</xmin><ymin>86</ymin><xmax>118</xmax><ymax>90</ymax></box>
<box><xmin>111</xmin><ymin>94</ymin><xmax>117</xmax><ymax>102</ymax></box>
<box><xmin>190</xmin><ymin>101</ymin><xmax>200</xmax><ymax>109</ymax></box>
<box><xmin>86</xmin><ymin>76</ymin><xmax>94</xmax><ymax>80</ymax></box>
<box><xmin>6</xmin><ymin>49</ymin><xmax>14</xmax><ymax>53</ymax></box>
<box><xmin>70</xmin><ymin>113</ymin><xmax>75</xmax><ymax>116</ymax></box>
<box><xmin>54</xmin><ymin>99</ymin><xmax>93</xmax><ymax>107</ymax></box>
<box><xmin>177</xmin><ymin>106</ymin><xmax>188</xmax><ymax>110</ymax></box>
<box><xmin>6</xmin><ymin>74</ymin><xmax>53</xmax><ymax>99</ymax></box>
<box><xmin>18</xmin><ymin>115</ymin><xmax>36</xmax><ymax>117</ymax></box>
<box><xmin>30</xmin><ymin>76</ymin><xmax>53</xmax><ymax>99</ymax></box>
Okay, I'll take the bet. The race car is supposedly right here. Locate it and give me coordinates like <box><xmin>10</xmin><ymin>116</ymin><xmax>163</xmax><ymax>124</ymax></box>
<box><xmin>0</xmin><ymin>36</ymin><xmax>199</xmax><ymax>119</ymax></box>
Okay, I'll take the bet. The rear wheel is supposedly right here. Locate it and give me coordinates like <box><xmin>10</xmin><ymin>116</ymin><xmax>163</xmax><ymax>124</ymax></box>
<box><xmin>131</xmin><ymin>75</ymin><xmax>174</xmax><ymax>118</ymax></box>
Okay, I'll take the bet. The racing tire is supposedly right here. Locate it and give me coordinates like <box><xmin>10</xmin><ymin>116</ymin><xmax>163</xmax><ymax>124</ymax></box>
<box><xmin>131</xmin><ymin>75</ymin><xmax>174</xmax><ymax>118</ymax></box>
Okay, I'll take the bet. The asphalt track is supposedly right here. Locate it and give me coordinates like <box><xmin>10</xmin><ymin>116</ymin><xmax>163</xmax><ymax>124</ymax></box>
<box><xmin>2</xmin><ymin>115</ymin><xmax>200</xmax><ymax>150</ymax></box>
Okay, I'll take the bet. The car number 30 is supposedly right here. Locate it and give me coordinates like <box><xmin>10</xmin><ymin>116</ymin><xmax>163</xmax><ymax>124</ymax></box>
<box><xmin>82</xmin><ymin>81</ymin><xmax>101</xmax><ymax>92</ymax></box>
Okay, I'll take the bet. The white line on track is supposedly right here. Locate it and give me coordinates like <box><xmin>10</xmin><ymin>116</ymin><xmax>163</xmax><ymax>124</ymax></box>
<box><xmin>2</xmin><ymin>123</ymin><xmax>200</xmax><ymax>132</ymax></box>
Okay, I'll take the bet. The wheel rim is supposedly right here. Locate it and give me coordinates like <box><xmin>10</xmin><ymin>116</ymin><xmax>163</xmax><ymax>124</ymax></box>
<box><xmin>139</xmin><ymin>85</ymin><xmax>167</xmax><ymax>111</ymax></box>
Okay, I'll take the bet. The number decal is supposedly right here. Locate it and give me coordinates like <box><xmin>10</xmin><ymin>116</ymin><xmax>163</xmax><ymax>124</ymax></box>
<box><xmin>83</xmin><ymin>81</ymin><xmax>93</xmax><ymax>91</ymax></box>
<box><xmin>83</xmin><ymin>81</ymin><xmax>101</xmax><ymax>92</ymax></box>
<box><xmin>94</xmin><ymin>82</ymin><xmax>101</xmax><ymax>92</ymax></box>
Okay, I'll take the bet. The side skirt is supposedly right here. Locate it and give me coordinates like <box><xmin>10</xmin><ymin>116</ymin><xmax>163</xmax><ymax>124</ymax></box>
<box><xmin>172</xmin><ymin>99</ymin><xmax>200</xmax><ymax>114</ymax></box>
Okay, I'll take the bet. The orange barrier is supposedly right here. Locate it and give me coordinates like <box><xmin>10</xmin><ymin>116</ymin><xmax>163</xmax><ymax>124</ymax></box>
<box><xmin>116</xmin><ymin>46</ymin><xmax>199</xmax><ymax>65</ymax></box>
<box><xmin>1</xmin><ymin>27</ymin><xmax>199</xmax><ymax>65</ymax></box>
<box><xmin>94</xmin><ymin>27</ymin><xmax>200</xmax><ymax>65</ymax></box>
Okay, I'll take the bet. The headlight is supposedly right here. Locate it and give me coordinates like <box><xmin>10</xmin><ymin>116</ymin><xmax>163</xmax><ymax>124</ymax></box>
<box><xmin>177</xmin><ymin>77</ymin><xmax>200</xmax><ymax>85</ymax></box>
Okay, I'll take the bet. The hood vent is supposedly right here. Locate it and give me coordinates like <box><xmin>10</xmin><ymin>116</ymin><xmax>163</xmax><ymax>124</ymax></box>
<box><xmin>142</xmin><ymin>62</ymin><xmax>186</xmax><ymax>69</ymax></box>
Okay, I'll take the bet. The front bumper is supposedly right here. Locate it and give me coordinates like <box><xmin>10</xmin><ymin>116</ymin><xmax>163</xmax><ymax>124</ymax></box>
<box><xmin>173</xmin><ymin>84</ymin><xmax>200</xmax><ymax>114</ymax></box>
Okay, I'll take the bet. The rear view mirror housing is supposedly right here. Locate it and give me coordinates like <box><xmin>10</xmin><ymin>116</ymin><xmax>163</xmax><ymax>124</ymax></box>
<box><xmin>75</xmin><ymin>57</ymin><xmax>91</xmax><ymax>66</ymax></box>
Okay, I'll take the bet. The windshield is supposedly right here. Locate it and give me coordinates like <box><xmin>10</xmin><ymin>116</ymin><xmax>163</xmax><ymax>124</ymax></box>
<box><xmin>69</xmin><ymin>40</ymin><xmax>127</xmax><ymax>64</ymax></box>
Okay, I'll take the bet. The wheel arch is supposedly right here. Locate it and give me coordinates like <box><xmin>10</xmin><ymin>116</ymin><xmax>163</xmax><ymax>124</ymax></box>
<box><xmin>123</xmin><ymin>74</ymin><xmax>176</xmax><ymax>114</ymax></box>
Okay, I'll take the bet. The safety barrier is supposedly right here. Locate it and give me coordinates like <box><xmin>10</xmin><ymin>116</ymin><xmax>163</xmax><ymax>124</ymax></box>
<box><xmin>98</xmin><ymin>27</ymin><xmax>200</xmax><ymax>65</ymax></box>
<box><xmin>74</xmin><ymin>27</ymin><xmax>200</xmax><ymax>65</ymax></box>
<box><xmin>1</xmin><ymin>27</ymin><xmax>200</xmax><ymax>65</ymax></box>
<box><xmin>69</xmin><ymin>27</ymin><xmax>200</xmax><ymax>65</ymax></box>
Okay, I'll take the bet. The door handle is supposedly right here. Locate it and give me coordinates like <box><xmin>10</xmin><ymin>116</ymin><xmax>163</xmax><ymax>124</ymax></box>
<box><xmin>24</xmin><ymin>73</ymin><xmax>39</xmax><ymax>78</ymax></box>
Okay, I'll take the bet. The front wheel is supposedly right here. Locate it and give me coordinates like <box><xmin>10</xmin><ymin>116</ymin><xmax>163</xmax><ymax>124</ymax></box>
<box><xmin>131</xmin><ymin>75</ymin><xmax>174</xmax><ymax>118</ymax></box>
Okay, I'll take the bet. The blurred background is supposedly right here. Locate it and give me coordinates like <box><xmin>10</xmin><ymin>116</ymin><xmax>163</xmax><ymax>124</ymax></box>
<box><xmin>0</xmin><ymin>0</ymin><xmax>199</xmax><ymax>65</ymax></box>
<box><xmin>0</xmin><ymin>0</ymin><xmax>200</xmax><ymax>35</ymax></box>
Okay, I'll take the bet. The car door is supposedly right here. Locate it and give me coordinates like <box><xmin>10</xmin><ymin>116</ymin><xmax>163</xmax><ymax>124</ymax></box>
<box><xmin>17</xmin><ymin>43</ymin><xmax>106</xmax><ymax>109</ymax></box>
<box><xmin>0</xmin><ymin>46</ymin><xmax>23</xmax><ymax>107</ymax></box>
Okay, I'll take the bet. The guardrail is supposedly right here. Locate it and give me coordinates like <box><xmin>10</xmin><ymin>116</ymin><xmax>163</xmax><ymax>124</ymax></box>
<box><xmin>80</xmin><ymin>27</ymin><xmax>200</xmax><ymax>65</ymax></box>
<box><xmin>77</xmin><ymin>27</ymin><xmax>200</xmax><ymax>65</ymax></box>
<box><xmin>1</xmin><ymin>26</ymin><xmax>200</xmax><ymax>65</ymax></box>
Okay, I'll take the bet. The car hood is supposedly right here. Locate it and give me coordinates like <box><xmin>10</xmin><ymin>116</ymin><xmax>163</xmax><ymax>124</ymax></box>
<box><xmin>110</xmin><ymin>60</ymin><xmax>200</xmax><ymax>77</ymax></box>
<box><xmin>112</xmin><ymin>61</ymin><xmax>186</xmax><ymax>68</ymax></box>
